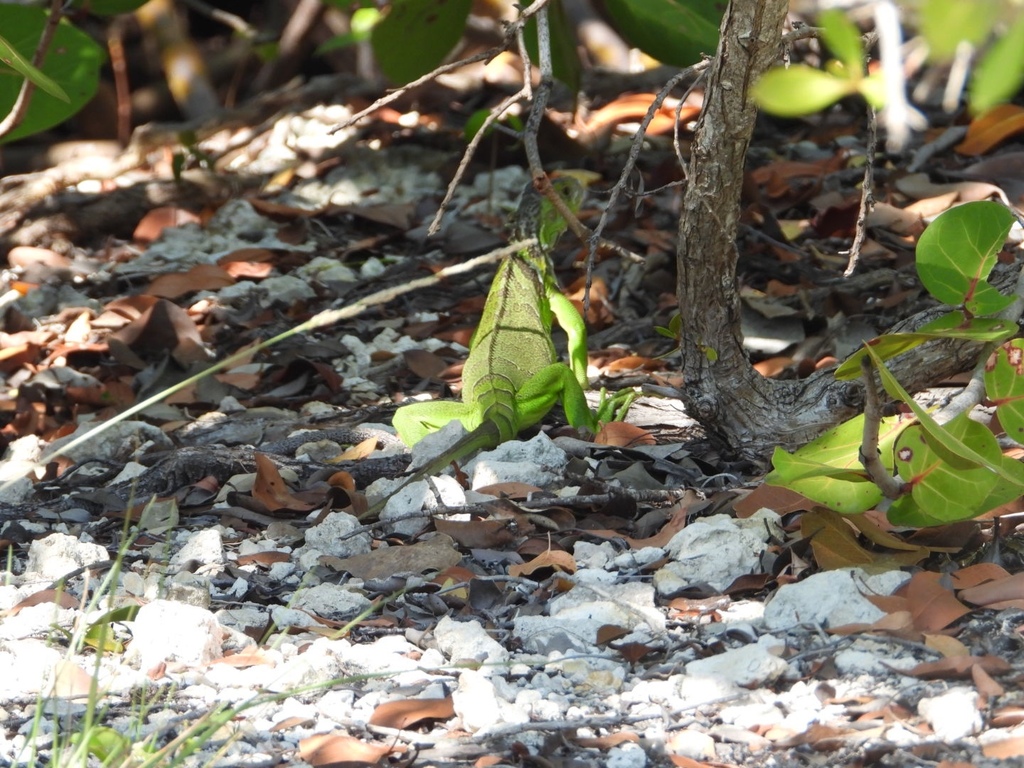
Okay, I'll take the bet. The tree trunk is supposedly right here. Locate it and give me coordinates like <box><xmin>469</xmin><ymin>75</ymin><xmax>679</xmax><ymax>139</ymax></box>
<box><xmin>675</xmin><ymin>0</ymin><xmax>982</xmax><ymax>459</ymax></box>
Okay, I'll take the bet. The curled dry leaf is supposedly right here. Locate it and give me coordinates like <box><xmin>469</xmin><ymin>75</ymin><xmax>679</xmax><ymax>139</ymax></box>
<box><xmin>147</xmin><ymin>264</ymin><xmax>235</xmax><ymax>299</ymax></box>
<box><xmin>957</xmin><ymin>571</ymin><xmax>1024</xmax><ymax>607</ymax></box>
<box><xmin>956</xmin><ymin>104</ymin><xmax>1024</xmax><ymax>155</ymax></box>
<box><xmin>508</xmin><ymin>548</ymin><xmax>576</xmax><ymax>578</ymax></box>
<box><xmin>594</xmin><ymin>421</ymin><xmax>655</xmax><ymax>447</ymax></box>
<box><xmin>298</xmin><ymin>733</ymin><xmax>397</xmax><ymax>767</ymax></box>
<box><xmin>368</xmin><ymin>696</ymin><xmax>455</xmax><ymax>729</ymax></box>
<box><xmin>904</xmin><ymin>654</ymin><xmax>1010</xmax><ymax>680</ymax></box>
<box><xmin>252</xmin><ymin>453</ymin><xmax>321</xmax><ymax>513</ymax></box>
<box><xmin>133</xmin><ymin>206</ymin><xmax>202</xmax><ymax>243</ymax></box>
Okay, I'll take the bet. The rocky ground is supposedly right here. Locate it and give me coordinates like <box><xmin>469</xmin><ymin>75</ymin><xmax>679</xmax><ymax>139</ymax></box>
<box><xmin>0</xmin><ymin>62</ymin><xmax>1023</xmax><ymax>768</ymax></box>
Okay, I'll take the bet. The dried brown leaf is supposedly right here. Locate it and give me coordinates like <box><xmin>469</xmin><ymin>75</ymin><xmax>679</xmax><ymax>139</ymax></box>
<box><xmin>298</xmin><ymin>733</ymin><xmax>396</xmax><ymax>767</ymax></box>
<box><xmin>368</xmin><ymin>696</ymin><xmax>454</xmax><ymax>729</ymax></box>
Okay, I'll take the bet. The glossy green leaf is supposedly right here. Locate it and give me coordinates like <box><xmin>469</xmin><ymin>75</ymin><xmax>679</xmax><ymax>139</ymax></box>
<box><xmin>985</xmin><ymin>339</ymin><xmax>1024</xmax><ymax>442</ymax></box>
<box><xmin>752</xmin><ymin>66</ymin><xmax>855</xmax><ymax>117</ymax></box>
<box><xmin>0</xmin><ymin>6</ymin><xmax>104</xmax><ymax>143</ymax></box>
<box><xmin>371</xmin><ymin>0</ymin><xmax>471</xmax><ymax>85</ymax></box>
<box><xmin>766</xmin><ymin>413</ymin><xmax>909</xmax><ymax>514</ymax></box>
<box><xmin>892</xmin><ymin>417</ymin><xmax>999</xmax><ymax>525</ymax></box>
<box><xmin>867</xmin><ymin>345</ymin><xmax>1024</xmax><ymax>486</ymax></box>
<box><xmin>819</xmin><ymin>9</ymin><xmax>865</xmax><ymax>77</ymax></box>
<box><xmin>767</xmin><ymin>446</ymin><xmax>881</xmax><ymax>514</ymax></box>
<box><xmin>916</xmin><ymin>200</ymin><xmax>1015</xmax><ymax>315</ymax></box>
<box><xmin>602</xmin><ymin>0</ymin><xmax>723</xmax><ymax>68</ymax></box>
<box><xmin>0</xmin><ymin>33</ymin><xmax>67</xmax><ymax>102</ymax></box>
<box><xmin>920</xmin><ymin>0</ymin><xmax>1000</xmax><ymax>60</ymax></box>
<box><xmin>834</xmin><ymin>312</ymin><xmax>1016</xmax><ymax>380</ymax></box>
<box><xmin>970</xmin><ymin>13</ymin><xmax>1024</xmax><ymax>114</ymax></box>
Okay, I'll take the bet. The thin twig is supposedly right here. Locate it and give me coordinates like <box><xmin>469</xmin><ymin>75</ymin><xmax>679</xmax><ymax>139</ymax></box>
<box><xmin>427</xmin><ymin>85</ymin><xmax>529</xmax><ymax>236</ymax></box>
<box><xmin>586</xmin><ymin>63</ymin><xmax>710</xmax><ymax>312</ymax></box>
<box><xmin>844</xmin><ymin>106</ymin><xmax>877</xmax><ymax>276</ymax></box>
<box><xmin>859</xmin><ymin>356</ymin><xmax>907</xmax><ymax>499</ymax></box>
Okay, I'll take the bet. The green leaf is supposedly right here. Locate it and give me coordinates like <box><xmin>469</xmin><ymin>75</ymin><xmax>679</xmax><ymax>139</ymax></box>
<box><xmin>78</xmin><ymin>726</ymin><xmax>132</xmax><ymax>762</ymax></box>
<box><xmin>767</xmin><ymin>446</ymin><xmax>882</xmax><ymax>514</ymax></box>
<box><xmin>317</xmin><ymin>8</ymin><xmax>380</xmax><ymax>55</ymax></box>
<box><xmin>857</xmin><ymin>71</ymin><xmax>887</xmax><ymax>110</ymax></box>
<box><xmin>819</xmin><ymin>9</ymin><xmax>865</xmax><ymax>77</ymax></box>
<box><xmin>602</xmin><ymin>0</ymin><xmax>723</xmax><ymax>68</ymax></box>
<box><xmin>892</xmin><ymin>417</ymin><xmax>999</xmax><ymax>525</ymax></box>
<box><xmin>866</xmin><ymin>344</ymin><xmax>1024</xmax><ymax>487</ymax></box>
<box><xmin>915</xmin><ymin>200</ymin><xmax>1015</xmax><ymax>315</ymax></box>
<box><xmin>985</xmin><ymin>339</ymin><xmax>1024</xmax><ymax>442</ymax></box>
<box><xmin>970</xmin><ymin>13</ymin><xmax>1024</xmax><ymax>114</ymax></box>
<box><xmin>834</xmin><ymin>312</ymin><xmax>1016</xmax><ymax>380</ymax></box>
<box><xmin>920</xmin><ymin>0</ymin><xmax>1000</xmax><ymax>60</ymax></box>
<box><xmin>370</xmin><ymin>0</ymin><xmax>471</xmax><ymax>85</ymax></box>
<box><xmin>766</xmin><ymin>413</ymin><xmax>909</xmax><ymax>514</ymax></box>
<box><xmin>0</xmin><ymin>6</ymin><xmax>104</xmax><ymax>143</ymax></box>
<box><xmin>0</xmin><ymin>32</ymin><xmax>68</xmax><ymax>102</ymax></box>
<box><xmin>752</xmin><ymin>65</ymin><xmax>856</xmax><ymax>117</ymax></box>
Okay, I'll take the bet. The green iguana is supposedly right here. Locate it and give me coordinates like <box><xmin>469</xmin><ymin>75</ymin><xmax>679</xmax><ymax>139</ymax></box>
<box><xmin>374</xmin><ymin>176</ymin><xmax>633</xmax><ymax>512</ymax></box>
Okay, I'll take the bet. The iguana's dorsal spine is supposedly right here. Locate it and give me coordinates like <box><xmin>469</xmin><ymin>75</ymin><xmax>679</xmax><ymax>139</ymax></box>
<box><xmin>460</xmin><ymin>178</ymin><xmax>585</xmax><ymax>442</ymax></box>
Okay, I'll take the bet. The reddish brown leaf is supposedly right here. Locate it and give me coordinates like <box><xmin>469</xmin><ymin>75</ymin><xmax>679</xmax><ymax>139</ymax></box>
<box><xmin>573</xmin><ymin>731</ymin><xmax>640</xmax><ymax>749</ymax></box>
<box><xmin>991</xmin><ymin>705</ymin><xmax>1024</xmax><ymax>728</ymax></box>
<box><xmin>252</xmin><ymin>453</ymin><xmax>321</xmax><ymax>513</ymax></box>
<box><xmin>7</xmin><ymin>246</ymin><xmax>72</xmax><ymax>270</ymax></box>
<box><xmin>956</xmin><ymin>104</ymin><xmax>1024</xmax><ymax>155</ymax></box>
<box><xmin>367</xmin><ymin>696</ymin><xmax>454</xmax><ymax>729</ymax></box>
<box><xmin>733</xmin><ymin>484</ymin><xmax>812</xmax><ymax>517</ymax></box>
<box><xmin>594</xmin><ymin>421</ymin><xmax>655</xmax><ymax>447</ymax></box>
<box><xmin>905</xmin><ymin>572</ymin><xmax>970</xmax><ymax>632</ymax></box>
<box><xmin>508</xmin><ymin>549</ymin><xmax>576</xmax><ymax>578</ymax></box>
<box><xmin>236</xmin><ymin>551</ymin><xmax>291</xmax><ymax>567</ymax></box>
<box><xmin>984</xmin><ymin>737</ymin><xmax>1024</xmax><ymax>759</ymax></box>
<box><xmin>298</xmin><ymin>733</ymin><xmax>396</xmax><ymax>767</ymax></box>
<box><xmin>972</xmin><ymin>661</ymin><xmax>1005</xmax><ymax>699</ymax></box>
<box><xmin>904</xmin><ymin>654</ymin><xmax>1010</xmax><ymax>680</ymax></box>
<box><xmin>403</xmin><ymin>349</ymin><xmax>449</xmax><ymax>380</ymax></box>
<box><xmin>433</xmin><ymin>517</ymin><xmax>519</xmax><ymax>549</ymax></box>
<box><xmin>7</xmin><ymin>588</ymin><xmax>79</xmax><ymax>615</ymax></box>
<box><xmin>958</xmin><ymin>571</ymin><xmax>1024</xmax><ymax>607</ymax></box>
<box><xmin>147</xmin><ymin>264</ymin><xmax>235</xmax><ymax>299</ymax></box>
<box><xmin>133</xmin><ymin>206</ymin><xmax>202</xmax><ymax>243</ymax></box>
<box><xmin>583</xmin><ymin>93</ymin><xmax>701</xmax><ymax>137</ymax></box>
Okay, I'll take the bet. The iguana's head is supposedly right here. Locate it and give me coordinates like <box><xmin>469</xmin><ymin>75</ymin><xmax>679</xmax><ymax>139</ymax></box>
<box><xmin>511</xmin><ymin>176</ymin><xmax>585</xmax><ymax>249</ymax></box>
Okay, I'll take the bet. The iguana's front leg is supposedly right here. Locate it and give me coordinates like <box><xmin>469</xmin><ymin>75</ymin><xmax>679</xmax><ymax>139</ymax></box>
<box><xmin>547</xmin><ymin>282</ymin><xmax>636</xmax><ymax>427</ymax></box>
<box><xmin>394</xmin><ymin>362</ymin><xmax>598</xmax><ymax>448</ymax></box>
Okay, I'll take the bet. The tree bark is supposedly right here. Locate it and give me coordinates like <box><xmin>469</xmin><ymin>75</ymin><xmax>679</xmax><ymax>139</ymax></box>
<box><xmin>675</xmin><ymin>0</ymin><xmax>982</xmax><ymax>459</ymax></box>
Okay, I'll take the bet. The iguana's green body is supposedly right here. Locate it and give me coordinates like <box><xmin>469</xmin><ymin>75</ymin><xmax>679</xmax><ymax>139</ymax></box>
<box><xmin>380</xmin><ymin>177</ymin><xmax>633</xmax><ymax>508</ymax></box>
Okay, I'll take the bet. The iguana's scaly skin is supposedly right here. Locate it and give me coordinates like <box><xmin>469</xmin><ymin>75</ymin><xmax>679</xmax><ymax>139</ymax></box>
<box><xmin>392</xmin><ymin>177</ymin><xmax>592</xmax><ymax>448</ymax></box>
<box><xmin>373</xmin><ymin>177</ymin><xmax>633</xmax><ymax>516</ymax></box>
<box><xmin>456</xmin><ymin>177</ymin><xmax>587</xmax><ymax>443</ymax></box>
